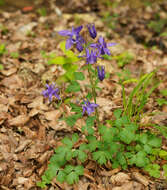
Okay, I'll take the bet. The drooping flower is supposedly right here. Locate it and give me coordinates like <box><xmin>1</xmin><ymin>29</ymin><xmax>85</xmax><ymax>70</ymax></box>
<box><xmin>80</xmin><ymin>48</ymin><xmax>98</xmax><ymax>64</ymax></box>
<box><xmin>91</xmin><ymin>36</ymin><xmax>116</xmax><ymax>56</ymax></box>
<box><xmin>42</xmin><ymin>83</ymin><xmax>61</xmax><ymax>102</ymax></box>
<box><xmin>97</xmin><ymin>66</ymin><xmax>105</xmax><ymax>81</ymax></box>
<box><xmin>82</xmin><ymin>100</ymin><xmax>99</xmax><ymax>115</ymax></box>
<box><xmin>58</xmin><ymin>26</ymin><xmax>85</xmax><ymax>52</ymax></box>
<box><xmin>87</xmin><ymin>24</ymin><xmax>97</xmax><ymax>39</ymax></box>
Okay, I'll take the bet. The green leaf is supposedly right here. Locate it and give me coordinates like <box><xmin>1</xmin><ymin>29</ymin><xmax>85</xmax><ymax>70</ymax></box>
<box><xmin>139</xmin><ymin>133</ymin><xmax>148</xmax><ymax>144</ymax></box>
<box><xmin>73</xmin><ymin>150</ymin><xmax>87</xmax><ymax>162</ymax></box>
<box><xmin>57</xmin><ymin>170</ymin><xmax>66</xmax><ymax>183</ymax></box>
<box><xmin>99</xmin><ymin>125</ymin><xmax>113</xmax><ymax>142</ymax></box>
<box><xmin>86</xmin><ymin>92</ymin><xmax>92</xmax><ymax>100</ymax></box>
<box><xmin>116</xmin><ymin>152</ymin><xmax>127</xmax><ymax>167</ymax></box>
<box><xmin>114</xmin><ymin>115</ymin><xmax>129</xmax><ymax>128</ymax></box>
<box><xmin>124</xmin><ymin>123</ymin><xmax>138</xmax><ymax>132</ymax></box>
<box><xmin>0</xmin><ymin>64</ymin><xmax>3</xmax><ymax>70</ymax></box>
<box><xmin>64</xmin><ymin>165</ymin><xmax>74</xmax><ymax>173</ymax></box>
<box><xmin>65</xmin><ymin>113</ymin><xmax>82</xmax><ymax>127</ymax></box>
<box><xmin>60</xmin><ymin>41</ymin><xmax>67</xmax><ymax>53</ymax></box>
<box><xmin>72</xmin><ymin>133</ymin><xmax>79</xmax><ymax>143</ymax></box>
<box><xmin>135</xmin><ymin>151</ymin><xmax>149</xmax><ymax>167</ymax></box>
<box><xmin>55</xmin><ymin>146</ymin><xmax>73</xmax><ymax>162</ymax></box>
<box><xmin>86</xmin><ymin>116</ymin><xmax>96</xmax><ymax>127</ymax></box>
<box><xmin>0</xmin><ymin>44</ymin><xmax>6</xmax><ymax>56</ymax></box>
<box><xmin>66</xmin><ymin>172</ymin><xmax>79</xmax><ymax>185</ymax></box>
<box><xmin>113</xmin><ymin>109</ymin><xmax>122</xmax><ymax>119</ymax></box>
<box><xmin>36</xmin><ymin>181</ymin><xmax>46</xmax><ymax>188</ymax></box>
<box><xmin>66</xmin><ymin>81</ymin><xmax>80</xmax><ymax>92</ymax></box>
<box><xmin>148</xmin><ymin>136</ymin><xmax>162</xmax><ymax>148</ymax></box>
<box><xmin>74</xmin><ymin>72</ymin><xmax>85</xmax><ymax>81</ymax></box>
<box><xmin>82</xmin><ymin>125</ymin><xmax>94</xmax><ymax>135</ymax></box>
<box><xmin>10</xmin><ymin>52</ymin><xmax>19</xmax><ymax>58</ymax></box>
<box><xmin>70</xmin><ymin>103</ymin><xmax>82</xmax><ymax>113</ymax></box>
<box><xmin>63</xmin><ymin>63</ymin><xmax>78</xmax><ymax>72</ymax></box>
<box><xmin>63</xmin><ymin>63</ymin><xmax>78</xmax><ymax>81</ymax></box>
<box><xmin>60</xmin><ymin>41</ymin><xmax>79</xmax><ymax>59</ymax></box>
<box><xmin>87</xmin><ymin>136</ymin><xmax>99</xmax><ymax>151</ymax></box>
<box><xmin>75</xmin><ymin>165</ymin><xmax>84</xmax><ymax>176</ymax></box>
<box><xmin>160</xmin><ymin>89</ymin><xmax>167</xmax><ymax>97</ymax></box>
<box><xmin>112</xmin><ymin>160</ymin><xmax>120</xmax><ymax>169</ymax></box>
<box><xmin>144</xmin><ymin>164</ymin><xmax>160</xmax><ymax>178</ymax></box>
<box><xmin>143</xmin><ymin>144</ymin><xmax>152</xmax><ymax>154</ymax></box>
<box><xmin>93</xmin><ymin>151</ymin><xmax>110</xmax><ymax>165</ymax></box>
<box><xmin>135</xmin><ymin>144</ymin><xmax>142</xmax><ymax>151</ymax></box>
<box><xmin>156</xmin><ymin>98</ymin><xmax>167</xmax><ymax>106</ymax></box>
<box><xmin>50</xmin><ymin>151</ymin><xmax>66</xmax><ymax>166</ymax></box>
<box><xmin>109</xmin><ymin>142</ymin><xmax>120</xmax><ymax>154</ymax></box>
<box><xmin>48</xmin><ymin>56</ymin><xmax>70</xmax><ymax>65</ymax></box>
<box><xmin>120</xmin><ymin>128</ymin><xmax>135</xmax><ymax>144</ymax></box>
<box><xmin>62</xmin><ymin>137</ymin><xmax>73</xmax><ymax>148</ymax></box>
<box><xmin>159</xmin><ymin>150</ymin><xmax>167</xmax><ymax>160</ymax></box>
<box><xmin>163</xmin><ymin>164</ymin><xmax>167</xmax><ymax>177</ymax></box>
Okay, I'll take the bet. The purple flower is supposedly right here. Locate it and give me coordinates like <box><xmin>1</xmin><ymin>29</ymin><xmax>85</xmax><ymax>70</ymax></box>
<box><xmin>58</xmin><ymin>26</ymin><xmax>85</xmax><ymax>52</ymax></box>
<box><xmin>80</xmin><ymin>48</ymin><xmax>98</xmax><ymax>64</ymax></box>
<box><xmin>91</xmin><ymin>36</ymin><xmax>116</xmax><ymax>56</ymax></box>
<box><xmin>87</xmin><ymin>24</ymin><xmax>97</xmax><ymax>39</ymax></box>
<box><xmin>42</xmin><ymin>83</ymin><xmax>61</xmax><ymax>102</ymax></box>
<box><xmin>82</xmin><ymin>100</ymin><xmax>98</xmax><ymax>115</ymax></box>
<box><xmin>97</xmin><ymin>66</ymin><xmax>105</xmax><ymax>81</ymax></box>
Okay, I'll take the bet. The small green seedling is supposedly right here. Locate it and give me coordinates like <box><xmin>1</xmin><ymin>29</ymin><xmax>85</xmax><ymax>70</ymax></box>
<box><xmin>37</xmin><ymin>7</ymin><xmax>47</xmax><ymax>17</ymax></box>
<box><xmin>113</xmin><ymin>51</ymin><xmax>134</xmax><ymax>67</ymax></box>
<box><xmin>10</xmin><ymin>52</ymin><xmax>19</xmax><ymax>59</ymax></box>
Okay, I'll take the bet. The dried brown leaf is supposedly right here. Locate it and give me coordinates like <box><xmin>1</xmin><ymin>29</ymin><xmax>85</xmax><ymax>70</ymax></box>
<box><xmin>84</xmin><ymin>169</ymin><xmax>95</xmax><ymax>182</ymax></box>
<box><xmin>8</xmin><ymin>115</ymin><xmax>29</xmax><ymax>126</ymax></box>
<box><xmin>100</xmin><ymin>168</ymin><xmax>121</xmax><ymax>177</ymax></box>
<box><xmin>28</xmin><ymin>96</ymin><xmax>48</xmax><ymax>111</ymax></box>
<box><xmin>1</xmin><ymin>68</ymin><xmax>17</xmax><ymax>76</ymax></box>
<box><xmin>15</xmin><ymin>139</ymin><xmax>32</xmax><ymax>153</ymax></box>
<box><xmin>44</xmin><ymin>110</ymin><xmax>62</xmax><ymax>121</ymax></box>
<box><xmin>1</xmin><ymin>74</ymin><xmax>23</xmax><ymax>89</ymax></box>
<box><xmin>132</xmin><ymin>172</ymin><xmax>149</xmax><ymax>186</ymax></box>
<box><xmin>110</xmin><ymin>172</ymin><xmax>130</xmax><ymax>185</ymax></box>
<box><xmin>112</xmin><ymin>182</ymin><xmax>133</xmax><ymax>190</ymax></box>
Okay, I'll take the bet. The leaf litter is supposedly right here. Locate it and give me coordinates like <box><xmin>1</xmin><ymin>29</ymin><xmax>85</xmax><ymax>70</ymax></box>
<box><xmin>0</xmin><ymin>0</ymin><xmax>167</xmax><ymax>189</ymax></box>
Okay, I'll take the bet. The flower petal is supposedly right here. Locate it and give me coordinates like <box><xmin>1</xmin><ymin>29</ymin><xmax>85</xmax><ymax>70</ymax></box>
<box><xmin>74</xmin><ymin>25</ymin><xmax>83</xmax><ymax>34</ymax></box>
<box><xmin>66</xmin><ymin>38</ymin><xmax>73</xmax><ymax>49</ymax></box>
<box><xmin>58</xmin><ymin>30</ymin><xmax>72</xmax><ymax>36</ymax></box>
<box><xmin>107</xmin><ymin>42</ymin><xmax>117</xmax><ymax>47</ymax></box>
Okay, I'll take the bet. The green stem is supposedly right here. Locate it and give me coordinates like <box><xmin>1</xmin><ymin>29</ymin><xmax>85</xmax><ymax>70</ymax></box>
<box><xmin>88</xmin><ymin>64</ymin><xmax>100</xmax><ymax>126</ymax></box>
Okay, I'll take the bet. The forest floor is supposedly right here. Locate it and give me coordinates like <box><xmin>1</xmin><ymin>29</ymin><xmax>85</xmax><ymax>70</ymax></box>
<box><xmin>0</xmin><ymin>0</ymin><xmax>167</xmax><ymax>189</ymax></box>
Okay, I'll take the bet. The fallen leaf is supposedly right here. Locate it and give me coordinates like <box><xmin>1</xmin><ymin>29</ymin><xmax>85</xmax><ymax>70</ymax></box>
<box><xmin>100</xmin><ymin>168</ymin><xmax>121</xmax><ymax>176</ymax></box>
<box><xmin>15</xmin><ymin>140</ymin><xmax>32</xmax><ymax>153</ymax></box>
<box><xmin>132</xmin><ymin>172</ymin><xmax>149</xmax><ymax>186</ymax></box>
<box><xmin>28</xmin><ymin>96</ymin><xmax>48</xmax><ymax>111</ymax></box>
<box><xmin>112</xmin><ymin>182</ymin><xmax>133</xmax><ymax>190</ymax></box>
<box><xmin>110</xmin><ymin>172</ymin><xmax>130</xmax><ymax>185</ymax></box>
<box><xmin>44</xmin><ymin>110</ymin><xmax>62</xmax><ymax>121</ymax></box>
<box><xmin>8</xmin><ymin>115</ymin><xmax>29</xmax><ymax>126</ymax></box>
<box><xmin>1</xmin><ymin>75</ymin><xmax>23</xmax><ymax>89</ymax></box>
<box><xmin>0</xmin><ymin>68</ymin><xmax>17</xmax><ymax>76</ymax></box>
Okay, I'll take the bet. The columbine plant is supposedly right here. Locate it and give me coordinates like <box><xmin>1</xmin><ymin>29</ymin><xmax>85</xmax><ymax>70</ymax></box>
<box><xmin>37</xmin><ymin>24</ymin><xmax>167</xmax><ymax>188</ymax></box>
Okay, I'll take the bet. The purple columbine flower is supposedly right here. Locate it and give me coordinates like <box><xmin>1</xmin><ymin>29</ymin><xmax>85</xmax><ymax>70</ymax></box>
<box><xmin>97</xmin><ymin>66</ymin><xmax>105</xmax><ymax>81</ymax></box>
<box><xmin>42</xmin><ymin>83</ymin><xmax>61</xmax><ymax>102</ymax></box>
<box><xmin>87</xmin><ymin>24</ymin><xmax>97</xmax><ymax>39</ymax></box>
<box><xmin>82</xmin><ymin>100</ymin><xmax>99</xmax><ymax>116</ymax></box>
<box><xmin>91</xmin><ymin>36</ymin><xmax>116</xmax><ymax>56</ymax></box>
<box><xmin>58</xmin><ymin>26</ymin><xmax>85</xmax><ymax>52</ymax></box>
<box><xmin>80</xmin><ymin>48</ymin><xmax>98</xmax><ymax>64</ymax></box>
